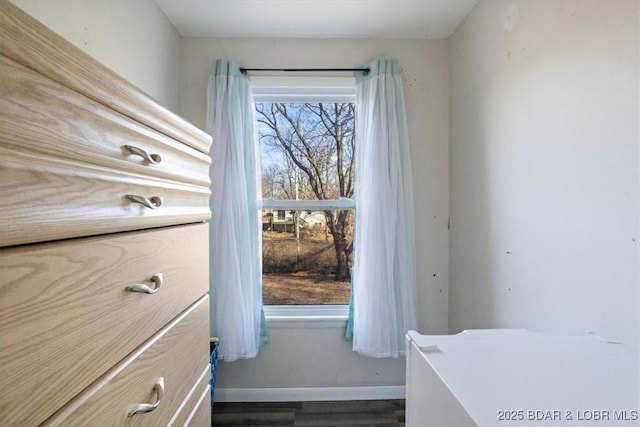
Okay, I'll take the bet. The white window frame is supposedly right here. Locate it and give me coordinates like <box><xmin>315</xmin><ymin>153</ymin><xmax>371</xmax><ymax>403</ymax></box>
<box><xmin>253</xmin><ymin>75</ymin><xmax>356</xmax><ymax>324</ymax></box>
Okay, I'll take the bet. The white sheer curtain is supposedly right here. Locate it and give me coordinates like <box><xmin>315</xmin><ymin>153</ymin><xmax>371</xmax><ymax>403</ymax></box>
<box><xmin>206</xmin><ymin>59</ymin><xmax>267</xmax><ymax>362</ymax></box>
<box><xmin>350</xmin><ymin>58</ymin><xmax>417</xmax><ymax>358</ymax></box>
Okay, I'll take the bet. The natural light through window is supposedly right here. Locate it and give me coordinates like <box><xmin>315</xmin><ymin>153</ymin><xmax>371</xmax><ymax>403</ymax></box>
<box><xmin>254</xmin><ymin>78</ymin><xmax>355</xmax><ymax>306</ymax></box>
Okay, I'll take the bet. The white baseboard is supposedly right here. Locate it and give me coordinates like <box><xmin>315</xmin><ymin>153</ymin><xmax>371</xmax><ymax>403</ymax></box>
<box><xmin>214</xmin><ymin>385</ymin><xmax>405</xmax><ymax>402</ymax></box>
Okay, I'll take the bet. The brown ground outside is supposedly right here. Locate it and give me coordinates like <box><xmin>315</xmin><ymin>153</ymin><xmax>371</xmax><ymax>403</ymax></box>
<box><xmin>262</xmin><ymin>272</ymin><xmax>350</xmax><ymax>305</ymax></box>
<box><xmin>262</xmin><ymin>230</ymin><xmax>351</xmax><ymax>305</ymax></box>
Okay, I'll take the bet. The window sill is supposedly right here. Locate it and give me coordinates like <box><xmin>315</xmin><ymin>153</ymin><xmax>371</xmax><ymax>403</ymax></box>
<box><xmin>264</xmin><ymin>305</ymin><xmax>349</xmax><ymax>329</ymax></box>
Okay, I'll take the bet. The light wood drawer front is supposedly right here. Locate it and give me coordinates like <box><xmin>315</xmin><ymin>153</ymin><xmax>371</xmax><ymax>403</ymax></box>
<box><xmin>1</xmin><ymin>1</ymin><xmax>211</xmax><ymax>154</ymax></box>
<box><xmin>0</xmin><ymin>224</ymin><xmax>209</xmax><ymax>427</ymax></box>
<box><xmin>0</xmin><ymin>150</ymin><xmax>210</xmax><ymax>247</ymax></box>
<box><xmin>169</xmin><ymin>366</ymin><xmax>211</xmax><ymax>427</ymax></box>
<box><xmin>183</xmin><ymin>386</ymin><xmax>213</xmax><ymax>427</ymax></box>
<box><xmin>44</xmin><ymin>296</ymin><xmax>211</xmax><ymax>427</ymax></box>
<box><xmin>0</xmin><ymin>55</ymin><xmax>211</xmax><ymax>187</ymax></box>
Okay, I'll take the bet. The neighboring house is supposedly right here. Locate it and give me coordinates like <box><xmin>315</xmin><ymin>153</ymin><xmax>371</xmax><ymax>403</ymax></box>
<box><xmin>262</xmin><ymin>209</ymin><xmax>327</xmax><ymax>234</ymax></box>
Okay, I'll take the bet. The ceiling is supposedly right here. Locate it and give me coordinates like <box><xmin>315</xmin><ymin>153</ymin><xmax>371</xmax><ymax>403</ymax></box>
<box><xmin>154</xmin><ymin>0</ymin><xmax>478</xmax><ymax>39</ymax></box>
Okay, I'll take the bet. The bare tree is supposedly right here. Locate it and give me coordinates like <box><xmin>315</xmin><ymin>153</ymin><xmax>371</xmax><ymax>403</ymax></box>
<box><xmin>256</xmin><ymin>102</ymin><xmax>355</xmax><ymax>280</ymax></box>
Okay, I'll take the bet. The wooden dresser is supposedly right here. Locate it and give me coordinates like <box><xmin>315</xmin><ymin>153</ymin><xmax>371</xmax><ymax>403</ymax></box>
<box><xmin>0</xmin><ymin>2</ymin><xmax>212</xmax><ymax>426</ymax></box>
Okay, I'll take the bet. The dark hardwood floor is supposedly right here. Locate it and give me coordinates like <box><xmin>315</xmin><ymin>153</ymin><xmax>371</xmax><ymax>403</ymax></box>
<box><xmin>211</xmin><ymin>399</ymin><xmax>405</xmax><ymax>426</ymax></box>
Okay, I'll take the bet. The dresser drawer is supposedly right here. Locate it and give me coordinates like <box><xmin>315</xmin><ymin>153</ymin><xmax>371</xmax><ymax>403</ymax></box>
<box><xmin>0</xmin><ymin>149</ymin><xmax>211</xmax><ymax>247</ymax></box>
<box><xmin>169</xmin><ymin>365</ymin><xmax>212</xmax><ymax>427</ymax></box>
<box><xmin>182</xmin><ymin>385</ymin><xmax>213</xmax><ymax>427</ymax></box>
<box><xmin>1</xmin><ymin>1</ymin><xmax>212</xmax><ymax>155</ymax></box>
<box><xmin>43</xmin><ymin>296</ymin><xmax>211</xmax><ymax>427</ymax></box>
<box><xmin>0</xmin><ymin>53</ymin><xmax>211</xmax><ymax>248</ymax></box>
<box><xmin>0</xmin><ymin>54</ymin><xmax>211</xmax><ymax>188</ymax></box>
<box><xmin>0</xmin><ymin>224</ymin><xmax>209</xmax><ymax>426</ymax></box>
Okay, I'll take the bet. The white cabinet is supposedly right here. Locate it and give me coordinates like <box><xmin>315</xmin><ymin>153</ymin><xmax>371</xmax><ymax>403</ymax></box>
<box><xmin>406</xmin><ymin>329</ymin><xmax>639</xmax><ymax>426</ymax></box>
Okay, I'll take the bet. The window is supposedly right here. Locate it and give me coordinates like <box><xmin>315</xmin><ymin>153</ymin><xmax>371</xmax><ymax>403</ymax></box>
<box><xmin>253</xmin><ymin>77</ymin><xmax>355</xmax><ymax>307</ymax></box>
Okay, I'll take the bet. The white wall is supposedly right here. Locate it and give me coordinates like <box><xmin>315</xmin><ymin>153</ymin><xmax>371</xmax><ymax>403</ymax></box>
<box><xmin>449</xmin><ymin>0</ymin><xmax>639</xmax><ymax>349</ymax></box>
<box><xmin>11</xmin><ymin>0</ymin><xmax>182</xmax><ymax>112</ymax></box>
<box><xmin>181</xmin><ymin>37</ymin><xmax>450</xmax><ymax>391</ymax></box>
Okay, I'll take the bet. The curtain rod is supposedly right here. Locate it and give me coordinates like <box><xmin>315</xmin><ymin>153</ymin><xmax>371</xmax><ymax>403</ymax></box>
<box><xmin>240</xmin><ymin>67</ymin><xmax>370</xmax><ymax>75</ymax></box>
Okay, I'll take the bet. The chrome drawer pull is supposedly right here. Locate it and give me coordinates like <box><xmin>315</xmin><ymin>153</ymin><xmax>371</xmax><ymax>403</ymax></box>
<box><xmin>128</xmin><ymin>377</ymin><xmax>164</xmax><ymax>417</ymax></box>
<box><xmin>126</xmin><ymin>274</ymin><xmax>163</xmax><ymax>294</ymax></box>
<box><xmin>125</xmin><ymin>194</ymin><xmax>163</xmax><ymax>209</ymax></box>
<box><xmin>123</xmin><ymin>145</ymin><xmax>162</xmax><ymax>164</ymax></box>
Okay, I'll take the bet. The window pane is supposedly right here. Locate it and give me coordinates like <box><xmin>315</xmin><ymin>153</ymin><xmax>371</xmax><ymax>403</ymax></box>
<box><xmin>262</xmin><ymin>209</ymin><xmax>353</xmax><ymax>305</ymax></box>
<box><xmin>256</xmin><ymin>103</ymin><xmax>355</xmax><ymax>201</ymax></box>
<box><xmin>257</xmin><ymin>101</ymin><xmax>355</xmax><ymax>306</ymax></box>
